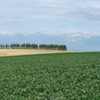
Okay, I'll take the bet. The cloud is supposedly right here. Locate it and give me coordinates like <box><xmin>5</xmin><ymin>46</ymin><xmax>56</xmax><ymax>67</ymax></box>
<box><xmin>1</xmin><ymin>31</ymin><xmax>13</xmax><ymax>35</ymax></box>
<box><xmin>0</xmin><ymin>18</ymin><xmax>25</xmax><ymax>23</ymax></box>
<box><xmin>1</xmin><ymin>0</ymin><xmax>100</xmax><ymax>21</ymax></box>
<box><xmin>0</xmin><ymin>0</ymin><xmax>100</xmax><ymax>35</ymax></box>
<box><xmin>41</xmin><ymin>0</ymin><xmax>100</xmax><ymax>20</ymax></box>
<box><xmin>1</xmin><ymin>31</ymin><xmax>9</xmax><ymax>35</ymax></box>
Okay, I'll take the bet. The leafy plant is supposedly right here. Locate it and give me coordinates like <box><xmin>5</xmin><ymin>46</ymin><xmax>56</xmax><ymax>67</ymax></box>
<box><xmin>0</xmin><ymin>52</ymin><xmax>100</xmax><ymax>99</ymax></box>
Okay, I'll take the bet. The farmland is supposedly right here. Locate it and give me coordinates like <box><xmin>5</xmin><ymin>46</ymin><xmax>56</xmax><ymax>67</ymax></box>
<box><xmin>0</xmin><ymin>49</ymin><xmax>70</xmax><ymax>57</ymax></box>
<box><xmin>0</xmin><ymin>52</ymin><xmax>100</xmax><ymax>99</ymax></box>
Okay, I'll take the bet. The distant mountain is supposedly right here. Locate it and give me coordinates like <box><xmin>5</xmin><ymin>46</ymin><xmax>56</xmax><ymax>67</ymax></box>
<box><xmin>80</xmin><ymin>35</ymin><xmax>100</xmax><ymax>51</ymax></box>
<box><xmin>27</xmin><ymin>32</ymin><xmax>50</xmax><ymax>44</ymax></box>
<box><xmin>11</xmin><ymin>33</ymin><xmax>26</xmax><ymax>43</ymax></box>
<box><xmin>0</xmin><ymin>32</ymin><xmax>100</xmax><ymax>51</ymax></box>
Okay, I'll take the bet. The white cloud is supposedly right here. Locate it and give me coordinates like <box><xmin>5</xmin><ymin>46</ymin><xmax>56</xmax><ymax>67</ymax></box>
<box><xmin>0</xmin><ymin>0</ymin><xmax>100</xmax><ymax>35</ymax></box>
<box><xmin>1</xmin><ymin>31</ymin><xmax>9</xmax><ymax>35</ymax></box>
<box><xmin>0</xmin><ymin>18</ymin><xmax>25</xmax><ymax>23</ymax></box>
<box><xmin>1</xmin><ymin>31</ymin><xmax>13</xmax><ymax>35</ymax></box>
<box><xmin>1</xmin><ymin>0</ymin><xmax>100</xmax><ymax>21</ymax></box>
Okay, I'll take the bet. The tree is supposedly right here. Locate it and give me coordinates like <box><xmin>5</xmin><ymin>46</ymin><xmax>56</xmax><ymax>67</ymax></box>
<box><xmin>21</xmin><ymin>43</ymin><xmax>26</xmax><ymax>49</ymax></box>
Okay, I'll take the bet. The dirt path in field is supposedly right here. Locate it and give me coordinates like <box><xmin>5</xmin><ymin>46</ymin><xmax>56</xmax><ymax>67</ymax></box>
<box><xmin>0</xmin><ymin>49</ymin><xmax>77</xmax><ymax>57</ymax></box>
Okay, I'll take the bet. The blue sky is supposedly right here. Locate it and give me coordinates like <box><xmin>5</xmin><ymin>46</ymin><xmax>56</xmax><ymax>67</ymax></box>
<box><xmin>0</xmin><ymin>0</ymin><xmax>100</xmax><ymax>35</ymax></box>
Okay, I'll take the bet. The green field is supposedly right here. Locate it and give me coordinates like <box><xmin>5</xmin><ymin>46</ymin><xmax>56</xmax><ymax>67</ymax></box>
<box><xmin>0</xmin><ymin>52</ymin><xmax>100</xmax><ymax>99</ymax></box>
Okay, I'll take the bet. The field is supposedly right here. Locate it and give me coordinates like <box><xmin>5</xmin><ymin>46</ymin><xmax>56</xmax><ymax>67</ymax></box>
<box><xmin>0</xmin><ymin>49</ymin><xmax>72</xmax><ymax>57</ymax></box>
<box><xmin>0</xmin><ymin>52</ymin><xmax>100</xmax><ymax>99</ymax></box>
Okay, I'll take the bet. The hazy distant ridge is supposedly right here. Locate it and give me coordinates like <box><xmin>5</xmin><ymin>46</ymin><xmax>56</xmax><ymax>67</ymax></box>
<box><xmin>0</xmin><ymin>32</ymin><xmax>100</xmax><ymax>51</ymax></box>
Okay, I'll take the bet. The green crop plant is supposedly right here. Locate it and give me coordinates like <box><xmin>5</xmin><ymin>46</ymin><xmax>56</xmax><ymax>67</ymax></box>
<box><xmin>0</xmin><ymin>52</ymin><xmax>100</xmax><ymax>99</ymax></box>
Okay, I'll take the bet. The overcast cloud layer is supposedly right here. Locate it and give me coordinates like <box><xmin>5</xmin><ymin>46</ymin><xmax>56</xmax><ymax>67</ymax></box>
<box><xmin>0</xmin><ymin>0</ymin><xmax>100</xmax><ymax>35</ymax></box>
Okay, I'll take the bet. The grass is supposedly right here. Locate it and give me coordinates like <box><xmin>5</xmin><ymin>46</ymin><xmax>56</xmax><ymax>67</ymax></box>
<box><xmin>0</xmin><ymin>52</ymin><xmax>100</xmax><ymax>99</ymax></box>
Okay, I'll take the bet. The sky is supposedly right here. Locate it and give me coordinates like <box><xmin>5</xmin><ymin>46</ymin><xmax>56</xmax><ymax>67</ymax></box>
<box><xmin>0</xmin><ymin>0</ymin><xmax>100</xmax><ymax>35</ymax></box>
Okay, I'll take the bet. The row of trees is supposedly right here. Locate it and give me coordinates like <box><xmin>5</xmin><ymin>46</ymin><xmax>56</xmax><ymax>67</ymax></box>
<box><xmin>39</xmin><ymin>44</ymin><xmax>67</xmax><ymax>50</ymax></box>
<box><xmin>0</xmin><ymin>44</ymin><xmax>38</xmax><ymax>49</ymax></box>
<box><xmin>0</xmin><ymin>44</ymin><xmax>67</xmax><ymax>50</ymax></box>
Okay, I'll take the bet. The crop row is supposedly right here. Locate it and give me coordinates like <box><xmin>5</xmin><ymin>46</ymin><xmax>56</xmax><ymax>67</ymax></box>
<box><xmin>0</xmin><ymin>52</ymin><xmax>100</xmax><ymax>99</ymax></box>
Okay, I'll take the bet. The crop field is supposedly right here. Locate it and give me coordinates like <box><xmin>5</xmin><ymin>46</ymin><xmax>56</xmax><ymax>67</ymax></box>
<box><xmin>0</xmin><ymin>49</ymin><xmax>71</xmax><ymax>57</ymax></box>
<box><xmin>0</xmin><ymin>52</ymin><xmax>100</xmax><ymax>99</ymax></box>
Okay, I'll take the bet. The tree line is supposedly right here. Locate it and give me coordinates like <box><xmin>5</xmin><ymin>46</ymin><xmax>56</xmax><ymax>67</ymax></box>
<box><xmin>39</xmin><ymin>44</ymin><xmax>67</xmax><ymax>50</ymax></box>
<box><xmin>0</xmin><ymin>43</ymin><xmax>67</xmax><ymax>50</ymax></box>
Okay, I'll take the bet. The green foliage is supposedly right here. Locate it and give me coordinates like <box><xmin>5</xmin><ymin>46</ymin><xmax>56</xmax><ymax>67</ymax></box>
<box><xmin>21</xmin><ymin>43</ymin><xmax>26</xmax><ymax>49</ymax></box>
<box><xmin>39</xmin><ymin>44</ymin><xmax>67</xmax><ymax>50</ymax></box>
<box><xmin>11</xmin><ymin>44</ymin><xmax>20</xmax><ymax>49</ymax></box>
<box><xmin>25</xmin><ymin>43</ymin><xmax>38</xmax><ymax>49</ymax></box>
<box><xmin>0</xmin><ymin>44</ymin><xmax>67</xmax><ymax>50</ymax></box>
<box><xmin>0</xmin><ymin>52</ymin><xmax>100</xmax><ymax>99</ymax></box>
<box><xmin>0</xmin><ymin>44</ymin><xmax>5</xmax><ymax>49</ymax></box>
